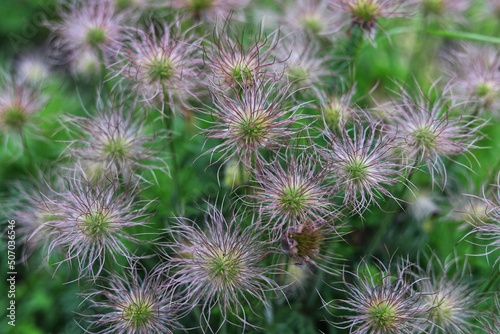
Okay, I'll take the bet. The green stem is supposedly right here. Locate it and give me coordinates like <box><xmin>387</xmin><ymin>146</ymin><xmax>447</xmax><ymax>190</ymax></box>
<box><xmin>345</xmin><ymin>25</ymin><xmax>365</xmax><ymax>84</ymax></box>
<box><xmin>365</xmin><ymin>167</ymin><xmax>417</xmax><ymax>256</ymax></box>
<box><xmin>482</xmin><ymin>270</ymin><xmax>500</xmax><ymax>293</ymax></box>
<box><xmin>161</xmin><ymin>83</ymin><xmax>181</xmax><ymax>206</ymax></box>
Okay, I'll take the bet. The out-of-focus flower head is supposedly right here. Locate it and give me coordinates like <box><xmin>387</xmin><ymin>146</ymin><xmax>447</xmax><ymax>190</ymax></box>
<box><xmin>159</xmin><ymin>203</ymin><xmax>280</xmax><ymax>332</ymax></box>
<box><xmin>204</xmin><ymin>24</ymin><xmax>282</xmax><ymax>90</ymax></box>
<box><xmin>3</xmin><ymin>171</ymin><xmax>65</xmax><ymax>262</ymax></box>
<box><xmin>202</xmin><ymin>79</ymin><xmax>303</xmax><ymax>169</ymax></box>
<box><xmin>321</xmin><ymin>120</ymin><xmax>407</xmax><ymax>215</ymax></box>
<box><xmin>63</xmin><ymin>94</ymin><xmax>167</xmax><ymax>183</ymax></box>
<box><xmin>167</xmin><ymin>0</ymin><xmax>250</xmax><ymax>23</ymax></box>
<box><xmin>419</xmin><ymin>0</ymin><xmax>470</xmax><ymax>24</ymax></box>
<box><xmin>14</xmin><ymin>54</ymin><xmax>51</xmax><ymax>85</ymax></box>
<box><xmin>444</xmin><ymin>44</ymin><xmax>500</xmax><ymax>116</ymax></box>
<box><xmin>326</xmin><ymin>256</ymin><xmax>429</xmax><ymax>333</ymax></box>
<box><xmin>83</xmin><ymin>265</ymin><xmax>187</xmax><ymax>334</ymax></box>
<box><xmin>114</xmin><ymin>19</ymin><xmax>203</xmax><ymax>115</ymax></box>
<box><xmin>382</xmin><ymin>80</ymin><xmax>485</xmax><ymax>187</ymax></box>
<box><xmin>280</xmin><ymin>0</ymin><xmax>343</xmax><ymax>38</ymax></box>
<box><xmin>315</xmin><ymin>83</ymin><xmax>359</xmax><ymax>129</ymax></box>
<box><xmin>417</xmin><ymin>254</ymin><xmax>479</xmax><ymax>334</ymax></box>
<box><xmin>46</xmin><ymin>0</ymin><xmax>126</xmax><ymax>65</ymax></box>
<box><xmin>464</xmin><ymin>173</ymin><xmax>500</xmax><ymax>267</ymax></box>
<box><xmin>0</xmin><ymin>71</ymin><xmax>47</xmax><ymax>150</ymax></box>
<box><xmin>274</xmin><ymin>34</ymin><xmax>333</xmax><ymax>93</ymax></box>
<box><xmin>329</xmin><ymin>0</ymin><xmax>418</xmax><ymax>41</ymax></box>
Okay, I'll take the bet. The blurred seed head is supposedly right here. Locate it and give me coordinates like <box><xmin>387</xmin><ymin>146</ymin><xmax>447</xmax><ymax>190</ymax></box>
<box><xmin>0</xmin><ymin>72</ymin><xmax>47</xmax><ymax>151</ymax></box>
<box><xmin>167</xmin><ymin>0</ymin><xmax>250</xmax><ymax>23</ymax></box>
<box><xmin>330</xmin><ymin>0</ymin><xmax>418</xmax><ymax>40</ymax></box>
<box><xmin>281</xmin><ymin>0</ymin><xmax>343</xmax><ymax>37</ymax></box>
<box><xmin>15</xmin><ymin>54</ymin><xmax>51</xmax><ymax>85</ymax></box>
<box><xmin>273</xmin><ymin>35</ymin><xmax>333</xmax><ymax>93</ymax></box>
<box><xmin>417</xmin><ymin>255</ymin><xmax>479</xmax><ymax>334</ymax></box>
<box><xmin>420</xmin><ymin>0</ymin><xmax>470</xmax><ymax>23</ymax></box>
<box><xmin>464</xmin><ymin>174</ymin><xmax>500</xmax><ymax>267</ymax></box>
<box><xmin>315</xmin><ymin>83</ymin><xmax>358</xmax><ymax>129</ymax></box>
<box><xmin>46</xmin><ymin>0</ymin><xmax>126</xmax><ymax>64</ymax></box>
<box><xmin>63</xmin><ymin>94</ymin><xmax>167</xmax><ymax>183</ymax></box>
<box><xmin>444</xmin><ymin>44</ymin><xmax>500</xmax><ymax>115</ymax></box>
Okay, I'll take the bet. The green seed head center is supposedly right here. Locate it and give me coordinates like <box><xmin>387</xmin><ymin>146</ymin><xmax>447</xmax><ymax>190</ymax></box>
<box><xmin>188</xmin><ymin>0</ymin><xmax>214</xmax><ymax>11</ymax></box>
<box><xmin>122</xmin><ymin>298</ymin><xmax>155</xmax><ymax>329</ymax></box>
<box><xmin>423</xmin><ymin>0</ymin><xmax>444</xmax><ymax>15</ymax></box>
<box><xmin>1</xmin><ymin>107</ymin><xmax>27</xmax><ymax>131</ymax></box>
<box><xmin>149</xmin><ymin>55</ymin><xmax>175</xmax><ymax>82</ymax></box>
<box><xmin>368</xmin><ymin>300</ymin><xmax>397</xmax><ymax>330</ymax></box>
<box><xmin>229</xmin><ymin>61</ymin><xmax>255</xmax><ymax>86</ymax></box>
<box><xmin>86</xmin><ymin>27</ymin><xmax>107</xmax><ymax>47</ymax></box>
<box><xmin>475</xmin><ymin>81</ymin><xmax>494</xmax><ymax>98</ymax></box>
<box><xmin>345</xmin><ymin>156</ymin><xmax>369</xmax><ymax>181</ymax></box>
<box><xmin>209</xmin><ymin>251</ymin><xmax>240</xmax><ymax>284</ymax></box>
<box><xmin>352</xmin><ymin>0</ymin><xmax>380</xmax><ymax>22</ymax></box>
<box><xmin>413</xmin><ymin>126</ymin><xmax>437</xmax><ymax>148</ymax></box>
<box><xmin>78</xmin><ymin>210</ymin><xmax>110</xmax><ymax>237</ymax></box>
<box><xmin>300</xmin><ymin>14</ymin><xmax>323</xmax><ymax>35</ymax></box>
<box><xmin>280</xmin><ymin>185</ymin><xmax>309</xmax><ymax>214</ymax></box>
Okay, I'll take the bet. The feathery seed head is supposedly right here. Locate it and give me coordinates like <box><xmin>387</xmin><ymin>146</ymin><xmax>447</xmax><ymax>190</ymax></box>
<box><xmin>330</xmin><ymin>0</ymin><xmax>417</xmax><ymax>39</ymax></box>
<box><xmin>322</xmin><ymin>122</ymin><xmax>405</xmax><ymax>214</ymax></box>
<box><xmin>161</xmin><ymin>204</ymin><xmax>280</xmax><ymax>330</ymax></box>
<box><xmin>250</xmin><ymin>154</ymin><xmax>334</xmax><ymax>231</ymax></box>
<box><xmin>204</xmin><ymin>26</ymin><xmax>282</xmax><ymax>90</ymax></box>
<box><xmin>116</xmin><ymin>21</ymin><xmax>202</xmax><ymax>114</ymax></box>
<box><xmin>328</xmin><ymin>257</ymin><xmax>428</xmax><ymax>333</ymax></box>
<box><xmin>281</xmin><ymin>0</ymin><xmax>343</xmax><ymax>37</ymax></box>
<box><xmin>84</xmin><ymin>267</ymin><xmax>185</xmax><ymax>334</ymax></box>
<box><xmin>168</xmin><ymin>0</ymin><xmax>249</xmax><ymax>22</ymax></box>
<box><xmin>384</xmin><ymin>81</ymin><xmax>485</xmax><ymax>185</ymax></box>
<box><xmin>46</xmin><ymin>0</ymin><xmax>125</xmax><ymax>64</ymax></box>
<box><xmin>64</xmin><ymin>95</ymin><xmax>166</xmax><ymax>182</ymax></box>
<box><xmin>42</xmin><ymin>170</ymin><xmax>150</xmax><ymax>279</ymax></box>
<box><xmin>417</xmin><ymin>255</ymin><xmax>479</xmax><ymax>333</ymax></box>
<box><xmin>203</xmin><ymin>79</ymin><xmax>300</xmax><ymax>167</ymax></box>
